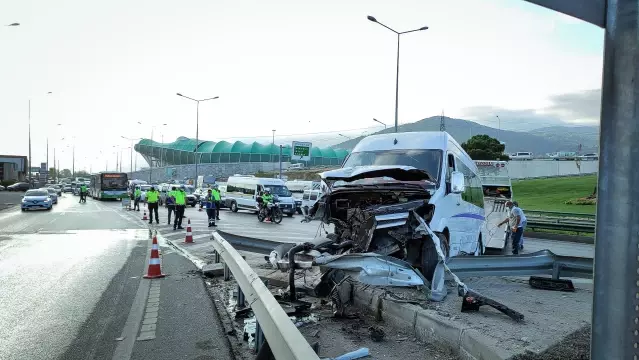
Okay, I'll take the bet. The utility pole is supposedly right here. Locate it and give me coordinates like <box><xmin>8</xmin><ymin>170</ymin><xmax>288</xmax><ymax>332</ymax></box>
<box><xmin>46</xmin><ymin>138</ymin><xmax>49</xmax><ymax>183</ymax></box>
<box><xmin>440</xmin><ymin>110</ymin><xmax>446</xmax><ymax>131</ymax></box>
<box><xmin>53</xmin><ymin>148</ymin><xmax>56</xmax><ymax>181</ymax></box>
<box><xmin>278</xmin><ymin>145</ymin><xmax>283</xmax><ymax>179</ymax></box>
<box><xmin>72</xmin><ymin>145</ymin><xmax>75</xmax><ymax>178</ymax></box>
<box><xmin>272</xmin><ymin>130</ymin><xmax>276</xmax><ymax>144</ymax></box>
<box><xmin>28</xmin><ymin>100</ymin><xmax>31</xmax><ymax>186</ymax></box>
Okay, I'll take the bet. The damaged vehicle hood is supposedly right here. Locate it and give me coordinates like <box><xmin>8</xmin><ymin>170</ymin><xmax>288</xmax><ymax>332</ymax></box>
<box><xmin>320</xmin><ymin>165</ymin><xmax>435</xmax><ymax>190</ymax></box>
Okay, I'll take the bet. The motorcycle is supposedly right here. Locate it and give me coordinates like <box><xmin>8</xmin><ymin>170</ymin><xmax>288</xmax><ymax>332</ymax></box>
<box><xmin>257</xmin><ymin>199</ymin><xmax>283</xmax><ymax>224</ymax></box>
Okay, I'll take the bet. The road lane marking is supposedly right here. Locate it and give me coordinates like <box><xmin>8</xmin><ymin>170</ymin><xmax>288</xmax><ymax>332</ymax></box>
<box><xmin>112</xmin><ymin>233</ymin><xmax>153</xmax><ymax>360</ymax></box>
<box><xmin>137</xmin><ymin>280</ymin><xmax>161</xmax><ymax>341</ymax></box>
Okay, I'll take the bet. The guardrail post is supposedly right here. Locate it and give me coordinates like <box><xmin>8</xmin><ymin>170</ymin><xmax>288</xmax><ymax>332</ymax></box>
<box><xmin>213</xmin><ymin>250</ymin><xmax>220</xmax><ymax>263</ymax></box>
<box><xmin>223</xmin><ymin>262</ymin><xmax>230</xmax><ymax>281</ymax></box>
<box><xmin>255</xmin><ymin>320</ymin><xmax>265</xmax><ymax>352</ymax></box>
<box><xmin>236</xmin><ymin>284</ymin><xmax>245</xmax><ymax>308</ymax></box>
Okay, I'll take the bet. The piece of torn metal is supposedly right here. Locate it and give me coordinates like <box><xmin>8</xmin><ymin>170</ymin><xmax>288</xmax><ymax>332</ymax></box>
<box><xmin>315</xmin><ymin>252</ymin><xmax>426</xmax><ymax>287</ymax></box>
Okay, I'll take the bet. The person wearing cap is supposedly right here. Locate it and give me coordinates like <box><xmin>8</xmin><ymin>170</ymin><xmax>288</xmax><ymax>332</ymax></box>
<box><xmin>146</xmin><ymin>186</ymin><xmax>160</xmax><ymax>224</ymax></box>
<box><xmin>166</xmin><ymin>186</ymin><xmax>177</xmax><ymax>225</ymax></box>
<box><xmin>203</xmin><ymin>188</ymin><xmax>217</xmax><ymax>227</ymax></box>
<box><xmin>497</xmin><ymin>200</ymin><xmax>525</xmax><ymax>254</ymax></box>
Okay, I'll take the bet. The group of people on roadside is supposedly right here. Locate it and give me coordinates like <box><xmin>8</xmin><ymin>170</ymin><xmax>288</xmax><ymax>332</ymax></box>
<box><xmin>130</xmin><ymin>184</ymin><xmax>221</xmax><ymax>230</ymax></box>
<box><xmin>498</xmin><ymin>200</ymin><xmax>528</xmax><ymax>255</ymax></box>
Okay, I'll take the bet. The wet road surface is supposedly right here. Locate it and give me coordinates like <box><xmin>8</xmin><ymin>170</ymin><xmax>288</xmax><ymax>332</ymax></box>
<box><xmin>0</xmin><ymin>194</ymin><xmax>231</xmax><ymax>360</ymax></box>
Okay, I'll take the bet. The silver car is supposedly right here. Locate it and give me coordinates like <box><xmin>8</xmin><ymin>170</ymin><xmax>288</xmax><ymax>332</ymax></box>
<box><xmin>45</xmin><ymin>188</ymin><xmax>59</xmax><ymax>204</ymax></box>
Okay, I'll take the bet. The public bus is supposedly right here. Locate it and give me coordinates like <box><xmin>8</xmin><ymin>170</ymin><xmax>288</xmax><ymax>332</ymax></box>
<box><xmin>89</xmin><ymin>172</ymin><xmax>129</xmax><ymax>200</ymax></box>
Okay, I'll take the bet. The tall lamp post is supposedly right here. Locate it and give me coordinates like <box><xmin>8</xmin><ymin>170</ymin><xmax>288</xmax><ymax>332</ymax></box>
<box><xmin>176</xmin><ymin>93</ymin><xmax>219</xmax><ymax>182</ymax></box>
<box><xmin>121</xmin><ymin>136</ymin><xmax>142</xmax><ymax>176</ymax></box>
<box><xmin>373</xmin><ymin>118</ymin><xmax>387</xmax><ymax>129</ymax></box>
<box><xmin>367</xmin><ymin>16</ymin><xmax>428</xmax><ymax>133</ymax></box>
<box><xmin>137</xmin><ymin>122</ymin><xmax>167</xmax><ymax>183</ymax></box>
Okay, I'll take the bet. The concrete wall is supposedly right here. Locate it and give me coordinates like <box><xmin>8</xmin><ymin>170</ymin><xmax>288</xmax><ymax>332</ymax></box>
<box><xmin>508</xmin><ymin>160</ymin><xmax>598</xmax><ymax>179</ymax></box>
<box><xmin>128</xmin><ymin>162</ymin><xmax>290</xmax><ymax>183</ymax></box>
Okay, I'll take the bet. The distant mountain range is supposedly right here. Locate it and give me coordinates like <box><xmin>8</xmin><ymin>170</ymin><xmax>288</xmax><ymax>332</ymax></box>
<box><xmin>331</xmin><ymin>116</ymin><xmax>599</xmax><ymax>155</ymax></box>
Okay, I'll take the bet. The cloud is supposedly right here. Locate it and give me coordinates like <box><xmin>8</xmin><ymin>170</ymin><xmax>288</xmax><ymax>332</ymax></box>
<box><xmin>460</xmin><ymin>89</ymin><xmax>601</xmax><ymax>130</ymax></box>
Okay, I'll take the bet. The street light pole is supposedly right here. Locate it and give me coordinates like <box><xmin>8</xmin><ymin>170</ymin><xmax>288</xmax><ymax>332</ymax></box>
<box><xmin>176</xmin><ymin>93</ymin><xmax>219</xmax><ymax>182</ymax></box>
<box><xmin>372</xmin><ymin>118</ymin><xmax>387</xmax><ymax>129</ymax></box>
<box><xmin>367</xmin><ymin>16</ymin><xmax>428</xmax><ymax>133</ymax></box>
<box><xmin>28</xmin><ymin>100</ymin><xmax>31</xmax><ymax>185</ymax></box>
<box><xmin>495</xmin><ymin>115</ymin><xmax>501</xmax><ymax>140</ymax></box>
<box><xmin>272</xmin><ymin>129</ymin><xmax>276</xmax><ymax>144</ymax></box>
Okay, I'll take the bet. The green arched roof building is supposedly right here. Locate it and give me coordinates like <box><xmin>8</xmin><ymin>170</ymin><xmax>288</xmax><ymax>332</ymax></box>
<box><xmin>134</xmin><ymin>137</ymin><xmax>349</xmax><ymax>167</ymax></box>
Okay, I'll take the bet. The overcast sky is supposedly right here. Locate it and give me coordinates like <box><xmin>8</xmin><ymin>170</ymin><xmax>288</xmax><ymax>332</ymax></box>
<box><xmin>0</xmin><ymin>0</ymin><xmax>604</xmax><ymax>172</ymax></box>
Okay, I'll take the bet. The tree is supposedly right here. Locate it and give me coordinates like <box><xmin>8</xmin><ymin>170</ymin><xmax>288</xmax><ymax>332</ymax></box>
<box><xmin>75</xmin><ymin>170</ymin><xmax>90</xmax><ymax>177</ymax></box>
<box><xmin>49</xmin><ymin>167</ymin><xmax>56</xmax><ymax>179</ymax></box>
<box><xmin>461</xmin><ymin>134</ymin><xmax>510</xmax><ymax>161</ymax></box>
<box><xmin>60</xmin><ymin>169</ymin><xmax>72</xmax><ymax>178</ymax></box>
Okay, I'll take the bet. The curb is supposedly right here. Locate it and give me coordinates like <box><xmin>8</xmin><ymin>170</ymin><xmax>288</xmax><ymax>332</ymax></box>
<box><xmin>351</xmin><ymin>286</ymin><xmax>512</xmax><ymax>360</ymax></box>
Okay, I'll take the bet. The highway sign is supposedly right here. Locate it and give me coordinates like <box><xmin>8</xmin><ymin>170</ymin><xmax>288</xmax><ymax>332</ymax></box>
<box><xmin>291</xmin><ymin>141</ymin><xmax>312</xmax><ymax>162</ymax></box>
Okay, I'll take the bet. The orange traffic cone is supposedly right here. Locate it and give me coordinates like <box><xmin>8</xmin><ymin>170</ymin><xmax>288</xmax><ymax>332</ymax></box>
<box><xmin>144</xmin><ymin>236</ymin><xmax>165</xmax><ymax>279</ymax></box>
<box><xmin>184</xmin><ymin>219</ymin><xmax>194</xmax><ymax>243</ymax></box>
<box><xmin>142</xmin><ymin>210</ymin><xmax>148</xmax><ymax>221</ymax></box>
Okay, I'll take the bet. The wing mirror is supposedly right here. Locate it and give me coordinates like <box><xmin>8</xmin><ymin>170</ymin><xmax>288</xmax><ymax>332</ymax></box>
<box><xmin>451</xmin><ymin>171</ymin><xmax>466</xmax><ymax>194</ymax></box>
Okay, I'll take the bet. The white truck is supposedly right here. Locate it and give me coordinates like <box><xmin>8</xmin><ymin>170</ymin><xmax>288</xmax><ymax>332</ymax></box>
<box><xmin>475</xmin><ymin>160</ymin><xmax>512</xmax><ymax>252</ymax></box>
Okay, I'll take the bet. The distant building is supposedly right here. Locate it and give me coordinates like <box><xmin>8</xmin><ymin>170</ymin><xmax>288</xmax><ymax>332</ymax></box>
<box><xmin>0</xmin><ymin>155</ymin><xmax>29</xmax><ymax>182</ymax></box>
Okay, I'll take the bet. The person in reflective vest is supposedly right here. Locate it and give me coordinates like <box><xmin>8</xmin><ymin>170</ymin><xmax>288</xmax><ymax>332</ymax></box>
<box><xmin>79</xmin><ymin>184</ymin><xmax>87</xmax><ymax>203</ymax></box>
<box><xmin>211</xmin><ymin>185</ymin><xmax>221</xmax><ymax>221</ymax></box>
<box><xmin>166</xmin><ymin>186</ymin><xmax>176</xmax><ymax>225</ymax></box>
<box><xmin>146</xmin><ymin>186</ymin><xmax>160</xmax><ymax>224</ymax></box>
<box><xmin>203</xmin><ymin>189</ymin><xmax>217</xmax><ymax>227</ymax></box>
<box><xmin>173</xmin><ymin>186</ymin><xmax>186</xmax><ymax>230</ymax></box>
<box><xmin>134</xmin><ymin>187</ymin><xmax>141</xmax><ymax>211</ymax></box>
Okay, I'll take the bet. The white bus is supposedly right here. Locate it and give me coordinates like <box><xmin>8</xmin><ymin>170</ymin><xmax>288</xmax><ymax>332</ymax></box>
<box><xmin>225</xmin><ymin>175</ymin><xmax>297</xmax><ymax>216</ymax></box>
<box><xmin>342</xmin><ymin>131</ymin><xmax>486</xmax><ymax>257</ymax></box>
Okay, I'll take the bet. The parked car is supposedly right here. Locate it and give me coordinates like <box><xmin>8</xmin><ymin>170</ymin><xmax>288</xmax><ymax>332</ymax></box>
<box><xmin>21</xmin><ymin>189</ymin><xmax>53</xmax><ymax>211</ymax></box>
<box><xmin>45</xmin><ymin>188</ymin><xmax>59</xmax><ymax>204</ymax></box>
<box><xmin>8</xmin><ymin>182</ymin><xmax>30</xmax><ymax>191</ymax></box>
<box><xmin>0</xmin><ymin>185</ymin><xmax>5</xmax><ymax>191</ymax></box>
<box><xmin>184</xmin><ymin>186</ymin><xmax>198</xmax><ymax>207</ymax></box>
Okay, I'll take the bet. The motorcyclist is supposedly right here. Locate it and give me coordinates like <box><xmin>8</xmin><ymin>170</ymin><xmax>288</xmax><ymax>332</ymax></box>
<box><xmin>79</xmin><ymin>183</ymin><xmax>87</xmax><ymax>203</ymax></box>
<box><xmin>261</xmin><ymin>189</ymin><xmax>274</xmax><ymax>220</ymax></box>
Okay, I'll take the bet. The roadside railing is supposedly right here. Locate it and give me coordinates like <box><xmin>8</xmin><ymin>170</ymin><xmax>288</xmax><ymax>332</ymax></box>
<box><xmin>210</xmin><ymin>231</ymin><xmax>321</xmax><ymax>360</ymax></box>
<box><xmin>523</xmin><ymin>209</ymin><xmax>596</xmax><ymax>235</ymax></box>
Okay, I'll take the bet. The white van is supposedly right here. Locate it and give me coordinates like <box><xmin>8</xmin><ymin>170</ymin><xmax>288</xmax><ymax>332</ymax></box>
<box><xmin>301</xmin><ymin>189</ymin><xmax>322</xmax><ymax>215</ymax></box>
<box><xmin>225</xmin><ymin>175</ymin><xmax>296</xmax><ymax>216</ymax></box>
<box><xmin>510</xmin><ymin>152</ymin><xmax>533</xmax><ymax>160</ymax></box>
<box><xmin>340</xmin><ymin>131</ymin><xmax>486</xmax><ymax>257</ymax></box>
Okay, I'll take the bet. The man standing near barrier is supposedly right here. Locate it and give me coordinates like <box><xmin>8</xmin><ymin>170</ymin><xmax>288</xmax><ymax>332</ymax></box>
<box><xmin>211</xmin><ymin>185</ymin><xmax>221</xmax><ymax>221</ymax></box>
<box><xmin>513</xmin><ymin>201</ymin><xmax>527</xmax><ymax>250</ymax></box>
<box><xmin>166</xmin><ymin>186</ymin><xmax>176</xmax><ymax>225</ymax></box>
<box><xmin>146</xmin><ymin>186</ymin><xmax>160</xmax><ymax>224</ymax></box>
<box><xmin>173</xmin><ymin>186</ymin><xmax>186</xmax><ymax>230</ymax></box>
<box><xmin>498</xmin><ymin>201</ymin><xmax>525</xmax><ymax>254</ymax></box>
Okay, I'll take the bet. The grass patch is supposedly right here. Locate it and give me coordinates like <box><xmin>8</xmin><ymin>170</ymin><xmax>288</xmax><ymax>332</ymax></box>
<box><xmin>513</xmin><ymin>175</ymin><xmax>597</xmax><ymax>214</ymax></box>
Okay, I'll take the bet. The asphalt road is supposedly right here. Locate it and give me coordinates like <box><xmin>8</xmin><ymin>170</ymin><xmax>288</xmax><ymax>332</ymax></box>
<box><xmin>0</xmin><ymin>194</ymin><xmax>232</xmax><ymax>360</ymax></box>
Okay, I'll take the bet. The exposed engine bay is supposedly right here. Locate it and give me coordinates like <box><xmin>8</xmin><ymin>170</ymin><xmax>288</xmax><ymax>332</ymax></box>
<box><xmin>295</xmin><ymin>166</ymin><xmax>445</xmax><ymax>280</ymax></box>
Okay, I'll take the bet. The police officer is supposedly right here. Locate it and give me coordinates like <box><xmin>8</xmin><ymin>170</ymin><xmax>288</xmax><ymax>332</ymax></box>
<box><xmin>166</xmin><ymin>186</ymin><xmax>176</xmax><ymax>225</ymax></box>
<box><xmin>134</xmin><ymin>186</ymin><xmax>141</xmax><ymax>211</ymax></box>
<box><xmin>146</xmin><ymin>186</ymin><xmax>160</xmax><ymax>224</ymax></box>
<box><xmin>203</xmin><ymin>188</ymin><xmax>217</xmax><ymax>227</ymax></box>
<box><xmin>211</xmin><ymin>185</ymin><xmax>221</xmax><ymax>221</ymax></box>
<box><xmin>173</xmin><ymin>186</ymin><xmax>186</xmax><ymax>230</ymax></box>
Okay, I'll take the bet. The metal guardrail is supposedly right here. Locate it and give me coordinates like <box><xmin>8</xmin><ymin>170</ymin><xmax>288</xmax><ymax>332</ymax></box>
<box><xmin>440</xmin><ymin>249</ymin><xmax>593</xmax><ymax>279</ymax></box>
<box><xmin>523</xmin><ymin>209</ymin><xmax>596</xmax><ymax>220</ymax></box>
<box><xmin>210</xmin><ymin>231</ymin><xmax>320</xmax><ymax>360</ymax></box>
